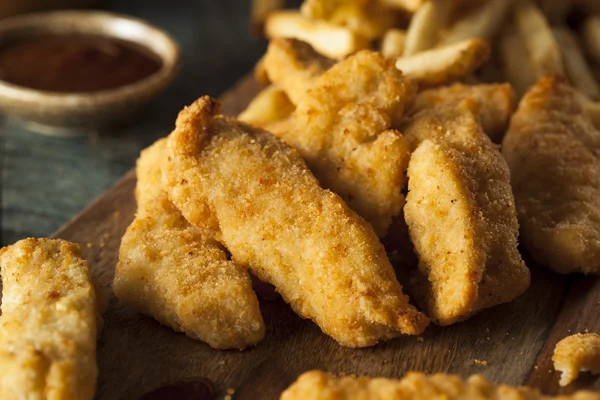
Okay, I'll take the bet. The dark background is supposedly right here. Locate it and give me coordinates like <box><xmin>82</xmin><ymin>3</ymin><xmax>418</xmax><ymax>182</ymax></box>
<box><xmin>0</xmin><ymin>0</ymin><xmax>296</xmax><ymax>245</ymax></box>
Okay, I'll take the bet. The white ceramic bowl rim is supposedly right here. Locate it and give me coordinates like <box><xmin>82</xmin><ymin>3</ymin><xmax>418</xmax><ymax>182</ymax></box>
<box><xmin>0</xmin><ymin>10</ymin><xmax>181</xmax><ymax>106</ymax></box>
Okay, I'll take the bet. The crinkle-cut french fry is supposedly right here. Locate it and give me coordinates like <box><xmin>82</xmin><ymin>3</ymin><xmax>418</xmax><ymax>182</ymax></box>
<box><xmin>499</xmin><ymin>26</ymin><xmax>536</xmax><ymax>97</ymax></box>
<box><xmin>251</xmin><ymin>0</ymin><xmax>284</xmax><ymax>36</ymax></box>
<box><xmin>264</xmin><ymin>10</ymin><xmax>369</xmax><ymax>59</ymax></box>
<box><xmin>538</xmin><ymin>0</ymin><xmax>572</xmax><ymax>24</ymax></box>
<box><xmin>513</xmin><ymin>0</ymin><xmax>565</xmax><ymax>78</ymax></box>
<box><xmin>553</xmin><ymin>27</ymin><xmax>600</xmax><ymax>100</ymax></box>
<box><xmin>395</xmin><ymin>38</ymin><xmax>491</xmax><ymax>86</ymax></box>
<box><xmin>379</xmin><ymin>0</ymin><xmax>424</xmax><ymax>13</ymax></box>
<box><xmin>582</xmin><ymin>16</ymin><xmax>600</xmax><ymax>66</ymax></box>
<box><xmin>238</xmin><ymin>85</ymin><xmax>295</xmax><ymax>127</ymax></box>
<box><xmin>439</xmin><ymin>0</ymin><xmax>515</xmax><ymax>46</ymax></box>
<box><xmin>381</xmin><ymin>28</ymin><xmax>406</xmax><ymax>58</ymax></box>
<box><xmin>403</xmin><ymin>0</ymin><xmax>454</xmax><ymax>56</ymax></box>
<box><xmin>300</xmin><ymin>0</ymin><xmax>396</xmax><ymax>39</ymax></box>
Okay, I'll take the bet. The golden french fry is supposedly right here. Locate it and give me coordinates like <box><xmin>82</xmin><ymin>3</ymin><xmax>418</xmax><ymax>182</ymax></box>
<box><xmin>513</xmin><ymin>0</ymin><xmax>565</xmax><ymax>78</ymax></box>
<box><xmin>238</xmin><ymin>85</ymin><xmax>295</xmax><ymax>126</ymax></box>
<box><xmin>538</xmin><ymin>0</ymin><xmax>572</xmax><ymax>24</ymax></box>
<box><xmin>582</xmin><ymin>16</ymin><xmax>600</xmax><ymax>66</ymax></box>
<box><xmin>553</xmin><ymin>27</ymin><xmax>600</xmax><ymax>100</ymax></box>
<box><xmin>300</xmin><ymin>0</ymin><xmax>396</xmax><ymax>39</ymax></box>
<box><xmin>380</xmin><ymin>29</ymin><xmax>406</xmax><ymax>58</ymax></box>
<box><xmin>395</xmin><ymin>38</ymin><xmax>491</xmax><ymax>86</ymax></box>
<box><xmin>499</xmin><ymin>26</ymin><xmax>536</xmax><ymax>97</ymax></box>
<box><xmin>264</xmin><ymin>10</ymin><xmax>369</xmax><ymax>59</ymax></box>
<box><xmin>439</xmin><ymin>0</ymin><xmax>515</xmax><ymax>45</ymax></box>
<box><xmin>403</xmin><ymin>0</ymin><xmax>454</xmax><ymax>56</ymax></box>
<box><xmin>251</xmin><ymin>0</ymin><xmax>284</xmax><ymax>36</ymax></box>
<box><xmin>379</xmin><ymin>0</ymin><xmax>424</xmax><ymax>13</ymax></box>
<box><xmin>263</xmin><ymin>38</ymin><xmax>334</xmax><ymax>104</ymax></box>
<box><xmin>254</xmin><ymin>56</ymin><xmax>270</xmax><ymax>85</ymax></box>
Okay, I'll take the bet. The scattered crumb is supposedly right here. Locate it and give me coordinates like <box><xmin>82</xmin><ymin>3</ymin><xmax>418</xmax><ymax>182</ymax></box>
<box><xmin>99</xmin><ymin>241</ymin><xmax>106</xmax><ymax>248</ymax></box>
<box><xmin>218</xmin><ymin>360</ymin><xmax>225</xmax><ymax>365</ymax></box>
<box><xmin>485</xmin><ymin>328</ymin><xmax>490</xmax><ymax>333</ymax></box>
<box><xmin>520</xmin><ymin>352</ymin><xmax>524</xmax><ymax>356</ymax></box>
<box><xmin>417</xmin><ymin>337</ymin><xmax>424</xmax><ymax>343</ymax></box>
<box><xmin>474</xmin><ymin>359</ymin><xmax>488</xmax><ymax>367</ymax></box>
<box><xmin>103</xmin><ymin>233</ymin><xmax>111</xmax><ymax>239</ymax></box>
<box><xmin>486</xmin><ymin>337</ymin><xmax>490</xmax><ymax>340</ymax></box>
<box><xmin>226</xmin><ymin>388</ymin><xmax>235</xmax><ymax>395</ymax></box>
<box><xmin>534</xmin><ymin>366</ymin><xmax>539</xmax><ymax>370</ymax></box>
<box><xmin>86</xmin><ymin>242</ymin><xmax>94</xmax><ymax>248</ymax></box>
<box><xmin>113</xmin><ymin>211</ymin><xmax>120</xmax><ymax>217</ymax></box>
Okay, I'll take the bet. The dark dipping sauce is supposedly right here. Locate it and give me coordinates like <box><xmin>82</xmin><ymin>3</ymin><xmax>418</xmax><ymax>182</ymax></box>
<box><xmin>0</xmin><ymin>34</ymin><xmax>163</xmax><ymax>92</ymax></box>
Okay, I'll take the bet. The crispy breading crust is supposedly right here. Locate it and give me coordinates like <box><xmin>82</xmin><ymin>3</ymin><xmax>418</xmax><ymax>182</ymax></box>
<box><xmin>269</xmin><ymin>50</ymin><xmax>416</xmax><ymax>236</ymax></box>
<box><xmin>0</xmin><ymin>238</ymin><xmax>98</xmax><ymax>400</ymax></box>
<box><xmin>502</xmin><ymin>77</ymin><xmax>600</xmax><ymax>274</ymax></box>
<box><xmin>263</xmin><ymin>38</ymin><xmax>335</xmax><ymax>104</ymax></box>
<box><xmin>113</xmin><ymin>139</ymin><xmax>265</xmax><ymax>350</ymax></box>
<box><xmin>163</xmin><ymin>96</ymin><xmax>428</xmax><ymax>347</ymax></box>
<box><xmin>280</xmin><ymin>370</ymin><xmax>600</xmax><ymax>399</ymax></box>
<box><xmin>414</xmin><ymin>83</ymin><xmax>516</xmax><ymax>143</ymax></box>
<box><xmin>403</xmin><ymin>100</ymin><xmax>529</xmax><ymax>325</ymax></box>
<box><xmin>553</xmin><ymin>333</ymin><xmax>600</xmax><ymax>387</ymax></box>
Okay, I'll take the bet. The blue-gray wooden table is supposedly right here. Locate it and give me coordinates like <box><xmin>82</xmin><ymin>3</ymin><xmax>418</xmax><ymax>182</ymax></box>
<box><xmin>0</xmin><ymin>0</ymin><xmax>279</xmax><ymax>245</ymax></box>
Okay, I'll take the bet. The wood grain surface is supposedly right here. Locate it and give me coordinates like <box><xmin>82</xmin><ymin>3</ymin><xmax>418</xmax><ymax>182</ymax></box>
<box><xmin>44</xmin><ymin>74</ymin><xmax>600</xmax><ymax>399</ymax></box>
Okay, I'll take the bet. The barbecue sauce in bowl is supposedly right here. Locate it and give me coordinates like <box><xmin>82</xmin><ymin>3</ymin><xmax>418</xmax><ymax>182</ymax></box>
<box><xmin>0</xmin><ymin>34</ymin><xmax>162</xmax><ymax>93</ymax></box>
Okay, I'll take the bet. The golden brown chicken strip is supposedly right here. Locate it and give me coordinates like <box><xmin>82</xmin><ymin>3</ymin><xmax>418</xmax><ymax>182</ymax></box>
<box><xmin>554</xmin><ymin>333</ymin><xmax>600</xmax><ymax>387</ymax></box>
<box><xmin>113</xmin><ymin>139</ymin><xmax>265</xmax><ymax>350</ymax></box>
<box><xmin>402</xmin><ymin>99</ymin><xmax>529</xmax><ymax>325</ymax></box>
<box><xmin>502</xmin><ymin>77</ymin><xmax>600</xmax><ymax>274</ymax></box>
<box><xmin>268</xmin><ymin>50</ymin><xmax>415</xmax><ymax>236</ymax></box>
<box><xmin>163</xmin><ymin>96</ymin><xmax>428</xmax><ymax>347</ymax></box>
<box><xmin>414</xmin><ymin>83</ymin><xmax>516</xmax><ymax>142</ymax></box>
<box><xmin>280</xmin><ymin>370</ymin><xmax>600</xmax><ymax>399</ymax></box>
<box><xmin>263</xmin><ymin>38</ymin><xmax>335</xmax><ymax>105</ymax></box>
<box><xmin>0</xmin><ymin>238</ymin><xmax>99</xmax><ymax>400</ymax></box>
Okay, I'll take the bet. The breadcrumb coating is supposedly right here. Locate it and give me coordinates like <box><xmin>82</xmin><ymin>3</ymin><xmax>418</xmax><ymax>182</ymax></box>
<box><xmin>0</xmin><ymin>238</ymin><xmax>99</xmax><ymax>400</ymax></box>
<box><xmin>113</xmin><ymin>139</ymin><xmax>265</xmax><ymax>350</ymax></box>
<box><xmin>553</xmin><ymin>333</ymin><xmax>600</xmax><ymax>387</ymax></box>
<box><xmin>280</xmin><ymin>370</ymin><xmax>600</xmax><ymax>399</ymax></box>
<box><xmin>414</xmin><ymin>83</ymin><xmax>516</xmax><ymax>143</ymax></box>
<box><xmin>268</xmin><ymin>50</ymin><xmax>416</xmax><ymax>236</ymax></box>
<box><xmin>403</xmin><ymin>99</ymin><xmax>529</xmax><ymax>325</ymax></box>
<box><xmin>163</xmin><ymin>96</ymin><xmax>428</xmax><ymax>347</ymax></box>
<box><xmin>502</xmin><ymin>77</ymin><xmax>600</xmax><ymax>274</ymax></box>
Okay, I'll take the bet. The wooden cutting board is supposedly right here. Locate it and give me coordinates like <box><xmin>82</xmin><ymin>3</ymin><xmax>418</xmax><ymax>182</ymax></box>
<box><xmin>47</xmin><ymin>75</ymin><xmax>600</xmax><ymax>399</ymax></box>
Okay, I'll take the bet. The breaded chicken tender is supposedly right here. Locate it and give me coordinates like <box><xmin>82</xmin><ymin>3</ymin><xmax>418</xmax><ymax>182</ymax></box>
<box><xmin>238</xmin><ymin>85</ymin><xmax>295</xmax><ymax>128</ymax></box>
<box><xmin>502</xmin><ymin>77</ymin><xmax>600</xmax><ymax>274</ymax></box>
<box><xmin>280</xmin><ymin>370</ymin><xmax>600</xmax><ymax>400</ymax></box>
<box><xmin>553</xmin><ymin>333</ymin><xmax>600</xmax><ymax>387</ymax></box>
<box><xmin>0</xmin><ymin>238</ymin><xmax>99</xmax><ymax>400</ymax></box>
<box><xmin>263</xmin><ymin>38</ymin><xmax>334</xmax><ymax>104</ymax></box>
<box><xmin>414</xmin><ymin>83</ymin><xmax>516</xmax><ymax>142</ymax></box>
<box><xmin>163</xmin><ymin>96</ymin><xmax>429</xmax><ymax>347</ymax></box>
<box><xmin>113</xmin><ymin>139</ymin><xmax>265</xmax><ymax>350</ymax></box>
<box><xmin>268</xmin><ymin>50</ymin><xmax>416</xmax><ymax>236</ymax></box>
<box><xmin>402</xmin><ymin>99</ymin><xmax>529</xmax><ymax>325</ymax></box>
